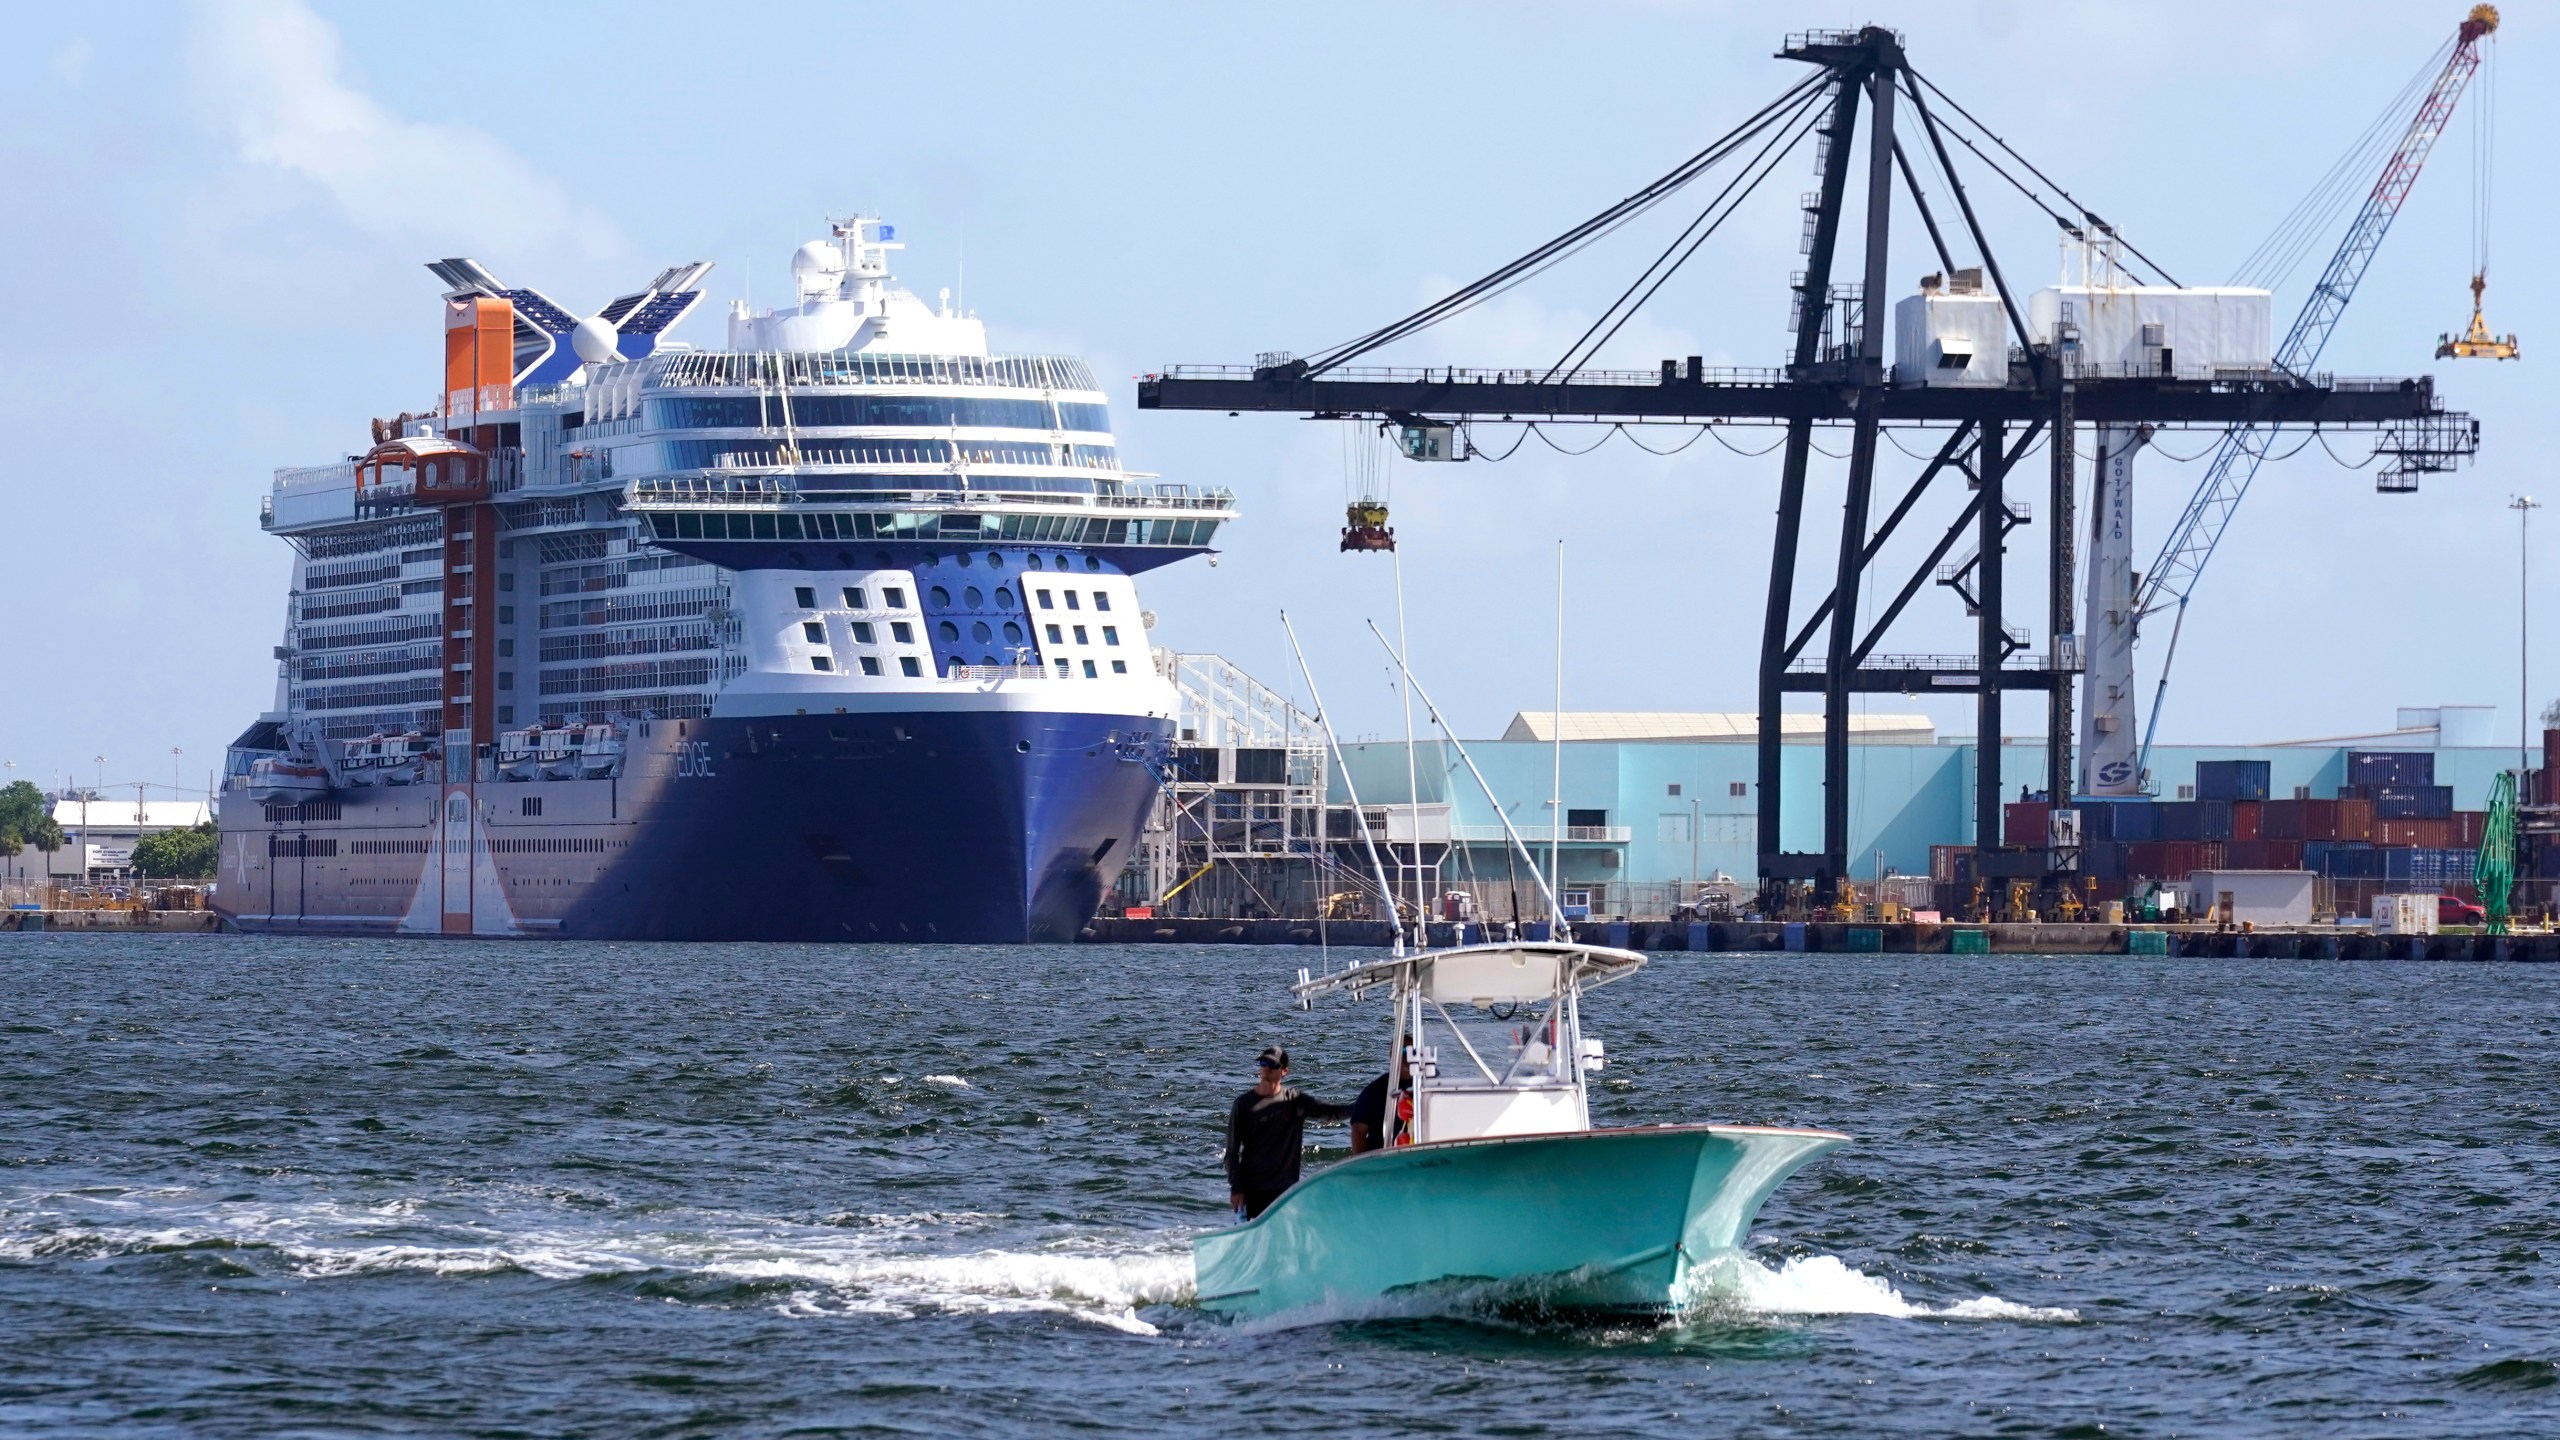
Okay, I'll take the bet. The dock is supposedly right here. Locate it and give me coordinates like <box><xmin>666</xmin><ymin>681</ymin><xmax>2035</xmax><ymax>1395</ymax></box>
<box><xmin>1078</xmin><ymin>916</ymin><xmax>2560</xmax><ymax>961</ymax></box>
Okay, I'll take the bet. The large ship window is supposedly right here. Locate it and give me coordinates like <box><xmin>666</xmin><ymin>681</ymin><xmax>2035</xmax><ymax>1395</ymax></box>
<box><xmin>1093</xmin><ymin>593</ymin><xmax>1110</xmax><ymax>611</ymax></box>
<box><xmin>996</xmin><ymin>586</ymin><xmax>1016</xmax><ymax>610</ymax></box>
<box><xmin>899</xmin><ymin>657</ymin><xmax>921</xmax><ymax>678</ymax></box>
<box><xmin>1003</xmin><ymin>622</ymin><xmax>1024</xmax><ymax>644</ymax></box>
<box><xmin>852</xmin><ymin>621</ymin><xmax>875</xmax><ymax>643</ymax></box>
<box><xmin>842</xmin><ymin>586</ymin><xmax>866</xmax><ymax>608</ymax></box>
<box><xmin>930</xmin><ymin>586</ymin><xmax>952</xmax><ymax>607</ymax></box>
<box><xmin>891</xmin><ymin>621</ymin><xmax>914</xmax><ymax>644</ymax></box>
<box><xmin>964</xmin><ymin>587</ymin><xmax>983</xmax><ymax>607</ymax></box>
<box><xmin>1037</xmin><ymin>590</ymin><xmax>1054</xmax><ymax>609</ymax></box>
<box><xmin>794</xmin><ymin>587</ymin><xmax>816</xmax><ymax>608</ymax></box>
<box><xmin>1082</xmin><ymin>660</ymin><xmax>1098</xmax><ymax>678</ymax></box>
<box><xmin>1112</xmin><ymin>660</ymin><xmax>1128</xmax><ymax>674</ymax></box>
<box><xmin>938</xmin><ymin>622</ymin><xmax>960</xmax><ymax>643</ymax></box>
<box><xmin>810</xmin><ymin>656</ymin><xmax>832</xmax><ymax>672</ymax></box>
<box><xmin>859</xmin><ymin>657</ymin><xmax>881</xmax><ymax>676</ymax></box>
<box><xmin>1102</xmin><ymin>627</ymin><xmax>1119</xmax><ymax>646</ymax></box>
<box><xmin>1045</xmin><ymin>624</ymin><xmax>1062</xmax><ymax>644</ymax></box>
<box><xmin>884</xmin><ymin>587</ymin><xmax>907</xmax><ymax>608</ymax></box>
<box><xmin>1064</xmin><ymin>592</ymin><xmax>1080</xmax><ymax>611</ymax></box>
<box><xmin>1073</xmin><ymin>626</ymin><xmax>1088</xmax><ymax>644</ymax></box>
<box><xmin>802</xmin><ymin>622</ymin><xmax>824</xmax><ymax>644</ymax></box>
<box><xmin>972</xmin><ymin>621</ymin><xmax>992</xmax><ymax>643</ymax></box>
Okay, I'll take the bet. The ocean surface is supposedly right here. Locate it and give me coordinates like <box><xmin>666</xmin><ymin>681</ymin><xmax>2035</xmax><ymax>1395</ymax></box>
<box><xmin>3</xmin><ymin>936</ymin><xmax>2557</xmax><ymax>1436</ymax></box>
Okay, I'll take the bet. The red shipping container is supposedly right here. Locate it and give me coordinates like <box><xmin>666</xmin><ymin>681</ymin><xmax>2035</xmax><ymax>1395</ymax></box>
<box><xmin>2455</xmin><ymin>811</ymin><xmax>2486</xmax><ymax>847</ymax></box>
<box><xmin>2373</xmin><ymin>818</ymin><xmax>2452</xmax><ymax>847</ymax></box>
<box><xmin>2005</xmin><ymin>802</ymin><xmax>2050</xmax><ymax>848</ymax></box>
<box><xmin>2332</xmin><ymin>798</ymin><xmax>2375</xmax><ymax>841</ymax></box>
<box><xmin>2262</xmin><ymin>839</ymin><xmax>2304</xmax><ymax>869</ymax></box>
<box><xmin>2230</xmin><ymin>801</ymin><xmax>2262</xmax><ymax>842</ymax></box>
<box><xmin>2260</xmin><ymin>799</ymin><xmax>2305</xmax><ymax>840</ymax></box>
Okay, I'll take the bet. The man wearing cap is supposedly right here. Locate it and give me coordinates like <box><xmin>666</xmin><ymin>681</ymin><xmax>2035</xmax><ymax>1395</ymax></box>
<box><xmin>1223</xmin><ymin>1046</ymin><xmax>1353</xmax><ymax>1221</ymax></box>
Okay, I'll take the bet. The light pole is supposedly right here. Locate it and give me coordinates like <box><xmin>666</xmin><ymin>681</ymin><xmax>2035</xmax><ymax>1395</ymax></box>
<box><xmin>2514</xmin><ymin>496</ymin><xmax>2540</xmax><ymax>772</ymax></box>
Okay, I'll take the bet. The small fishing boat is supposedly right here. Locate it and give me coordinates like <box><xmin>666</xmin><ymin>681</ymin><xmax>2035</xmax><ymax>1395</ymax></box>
<box><xmin>1192</xmin><ymin>940</ymin><xmax>1846</xmax><ymax>1320</ymax></box>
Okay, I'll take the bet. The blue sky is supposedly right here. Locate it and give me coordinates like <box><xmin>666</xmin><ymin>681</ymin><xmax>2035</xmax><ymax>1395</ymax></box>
<box><xmin>0</xmin><ymin>0</ymin><xmax>2548</xmax><ymax>800</ymax></box>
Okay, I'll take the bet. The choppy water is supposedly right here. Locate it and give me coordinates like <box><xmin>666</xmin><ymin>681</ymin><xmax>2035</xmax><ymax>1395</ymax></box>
<box><xmin>2</xmin><ymin>937</ymin><xmax>2556</xmax><ymax>1436</ymax></box>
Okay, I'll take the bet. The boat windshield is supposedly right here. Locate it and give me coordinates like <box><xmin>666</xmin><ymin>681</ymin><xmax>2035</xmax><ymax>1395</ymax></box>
<box><xmin>1429</xmin><ymin>1004</ymin><xmax>1573</xmax><ymax>1088</ymax></box>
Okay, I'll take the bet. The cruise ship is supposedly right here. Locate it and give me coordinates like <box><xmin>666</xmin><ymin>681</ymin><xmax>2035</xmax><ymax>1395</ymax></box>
<box><xmin>215</xmin><ymin>218</ymin><xmax>1234</xmax><ymax>941</ymax></box>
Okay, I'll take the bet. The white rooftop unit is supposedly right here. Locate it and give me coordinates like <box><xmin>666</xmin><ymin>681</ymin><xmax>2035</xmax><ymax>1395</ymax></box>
<box><xmin>2026</xmin><ymin>233</ymin><xmax>2270</xmax><ymax>378</ymax></box>
<box><xmin>1891</xmin><ymin>268</ymin><xmax>2007</xmax><ymax>388</ymax></box>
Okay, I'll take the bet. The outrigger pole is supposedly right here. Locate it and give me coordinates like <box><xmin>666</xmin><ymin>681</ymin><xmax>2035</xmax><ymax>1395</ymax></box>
<box><xmin>1365</xmin><ymin>620</ymin><xmax>1570</xmax><ymax>941</ymax></box>
<box><xmin>1281</xmin><ymin>611</ymin><xmax>1407</xmax><ymax>955</ymax></box>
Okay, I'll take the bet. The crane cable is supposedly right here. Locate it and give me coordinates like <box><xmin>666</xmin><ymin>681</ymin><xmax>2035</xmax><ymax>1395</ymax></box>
<box><xmin>1294</xmin><ymin>68</ymin><xmax>1835</xmax><ymax>374</ymax></box>
<box><xmin>1904</xmin><ymin>69</ymin><xmax>2183</xmax><ymax>288</ymax></box>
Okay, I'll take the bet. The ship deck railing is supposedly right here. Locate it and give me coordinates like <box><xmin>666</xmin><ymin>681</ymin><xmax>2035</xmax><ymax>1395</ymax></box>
<box><xmin>943</xmin><ymin>664</ymin><xmax>1055</xmax><ymax>682</ymax></box>
<box><xmin>626</xmin><ymin>475</ymin><xmax>1236</xmax><ymax>513</ymax></box>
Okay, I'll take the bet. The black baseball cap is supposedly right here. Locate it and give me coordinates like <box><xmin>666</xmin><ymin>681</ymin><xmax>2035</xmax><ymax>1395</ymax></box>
<box><xmin>1256</xmin><ymin>1046</ymin><xmax>1290</xmax><ymax>1070</ymax></box>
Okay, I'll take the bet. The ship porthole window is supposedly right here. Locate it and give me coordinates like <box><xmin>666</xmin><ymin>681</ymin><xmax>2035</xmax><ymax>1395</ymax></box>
<box><xmin>938</xmin><ymin>621</ymin><xmax>960</xmax><ymax>642</ymax></box>
<box><xmin>1054</xmin><ymin>554</ymin><xmax>1071</xmax><ymax>569</ymax></box>
<box><xmin>981</xmin><ymin>654</ymin><xmax>997</xmax><ymax>666</ymax></box>
<box><xmin>956</xmin><ymin>552</ymin><xmax>973</xmax><ymax>568</ymax></box>
<box><xmin>1003</xmin><ymin>621</ymin><xmax>1023</xmax><ymax>643</ymax></box>
<box><xmin>972</xmin><ymin>620</ymin><xmax>993</xmax><ymax>643</ymax></box>
<box><xmin>1027</xmin><ymin>554</ymin><xmax>1044</xmax><ymax>570</ymax></box>
<box><xmin>987</xmin><ymin>552</ymin><xmax>1005</xmax><ymax>569</ymax></box>
<box><xmin>1085</xmin><ymin>556</ymin><xmax>1102</xmax><ymax>572</ymax></box>
<box><xmin>964</xmin><ymin>586</ymin><xmax>984</xmax><ymax>607</ymax></box>
<box><xmin>930</xmin><ymin>585</ymin><xmax>952</xmax><ymax>607</ymax></box>
<box><xmin>996</xmin><ymin>586</ymin><xmax>1016</xmax><ymax>610</ymax></box>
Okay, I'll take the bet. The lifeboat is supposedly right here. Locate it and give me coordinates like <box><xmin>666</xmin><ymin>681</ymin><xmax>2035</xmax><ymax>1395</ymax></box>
<box><xmin>536</xmin><ymin>726</ymin><xmax>587</xmax><ymax>780</ymax></box>
<box><xmin>496</xmin><ymin>725</ymin><xmax>547</xmax><ymax>782</ymax></box>
<box><xmin>247</xmin><ymin>756</ymin><xmax>332</xmax><ymax>805</ymax></box>
<box><xmin>575</xmin><ymin>723</ymin><xmax>626</xmax><ymax>778</ymax></box>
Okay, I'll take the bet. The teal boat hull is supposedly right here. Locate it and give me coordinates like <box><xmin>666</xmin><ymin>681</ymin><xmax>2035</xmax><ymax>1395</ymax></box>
<box><xmin>1192</xmin><ymin>1124</ymin><xmax>1846</xmax><ymax>1320</ymax></box>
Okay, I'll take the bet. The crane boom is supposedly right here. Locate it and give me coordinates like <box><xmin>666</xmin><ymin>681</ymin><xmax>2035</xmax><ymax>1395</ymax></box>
<box><xmin>2131</xmin><ymin>5</ymin><xmax>2497</xmax><ymax>777</ymax></box>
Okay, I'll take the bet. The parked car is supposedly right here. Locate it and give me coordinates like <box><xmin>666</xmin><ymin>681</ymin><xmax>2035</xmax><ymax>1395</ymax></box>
<box><xmin>2438</xmin><ymin>895</ymin><xmax>2487</xmax><ymax>926</ymax></box>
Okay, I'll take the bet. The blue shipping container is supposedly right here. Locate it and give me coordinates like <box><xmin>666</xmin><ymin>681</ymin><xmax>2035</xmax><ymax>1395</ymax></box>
<box><xmin>2373</xmin><ymin>785</ymin><xmax>2455</xmax><ymax>819</ymax></box>
<box><xmin>2195</xmin><ymin>759</ymin><xmax>2272</xmax><ymax>802</ymax></box>
<box><xmin>2348</xmin><ymin>751</ymin><xmax>2435</xmax><ymax>789</ymax></box>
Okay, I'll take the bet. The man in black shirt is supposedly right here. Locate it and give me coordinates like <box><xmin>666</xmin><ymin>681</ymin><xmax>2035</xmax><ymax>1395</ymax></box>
<box><xmin>1223</xmin><ymin>1046</ymin><xmax>1352</xmax><ymax>1220</ymax></box>
<box><xmin>1349</xmin><ymin>1038</ymin><xmax>1412</xmax><ymax>1153</ymax></box>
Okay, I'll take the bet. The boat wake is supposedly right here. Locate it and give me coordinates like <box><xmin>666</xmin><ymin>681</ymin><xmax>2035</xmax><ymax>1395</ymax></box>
<box><xmin>0</xmin><ymin>1185</ymin><xmax>1194</xmax><ymax>1336</ymax></box>
<box><xmin>1678</xmin><ymin>1252</ymin><xmax>2080</xmax><ymax>1324</ymax></box>
<box><xmin>1</xmin><ymin>1186</ymin><xmax>2068</xmax><ymax>1338</ymax></box>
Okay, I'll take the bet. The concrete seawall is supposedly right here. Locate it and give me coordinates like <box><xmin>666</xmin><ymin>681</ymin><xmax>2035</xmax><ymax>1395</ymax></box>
<box><xmin>1078</xmin><ymin>916</ymin><xmax>2560</xmax><ymax>961</ymax></box>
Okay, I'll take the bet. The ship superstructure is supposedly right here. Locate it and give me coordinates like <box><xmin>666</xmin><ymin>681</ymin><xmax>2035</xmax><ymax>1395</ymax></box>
<box><xmin>219</xmin><ymin>217</ymin><xmax>1234</xmax><ymax>941</ymax></box>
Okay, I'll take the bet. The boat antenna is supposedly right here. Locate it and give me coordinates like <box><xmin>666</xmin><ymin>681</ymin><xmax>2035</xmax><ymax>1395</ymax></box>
<box><xmin>1365</xmin><ymin>619</ymin><xmax>1568</xmax><ymax>939</ymax></box>
<box><xmin>1551</xmin><ymin>540</ymin><xmax>1565</xmax><ymax>932</ymax></box>
<box><xmin>1391</xmin><ymin>546</ymin><xmax>1424</xmax><ymax>940</ymax></box>
<box><xmin>1282</xmin><ymin>611</ymin><xmax>1406</xmax><ymax>956</ymax></box>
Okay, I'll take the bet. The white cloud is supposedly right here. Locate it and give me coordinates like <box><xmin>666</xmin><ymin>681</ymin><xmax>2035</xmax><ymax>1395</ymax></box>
<box><xmin>188</xmin><ymin>0</ymin><xmax>624</xmax><ymax>265</ymax></box>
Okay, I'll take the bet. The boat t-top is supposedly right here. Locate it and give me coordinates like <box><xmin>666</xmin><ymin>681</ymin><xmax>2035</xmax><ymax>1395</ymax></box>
<box><xmin>1192</xmin><ymin>939</ymin><xmax>1848</xmax><ymax>1320</ymax></box>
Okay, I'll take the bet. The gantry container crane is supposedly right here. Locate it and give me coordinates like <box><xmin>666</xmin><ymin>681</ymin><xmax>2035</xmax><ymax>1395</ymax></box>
<box><xmin>2118</xmin><ymin>5</ymin><xmax>2501</xmax><ymax>791</ymax></box>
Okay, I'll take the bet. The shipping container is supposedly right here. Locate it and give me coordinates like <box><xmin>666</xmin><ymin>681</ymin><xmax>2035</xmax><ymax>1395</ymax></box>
<box><xmin>2004</xmin><ymin>801</ymin><xmax>2050</xmax><ymax>849</ymax></box>
<box><xmin>2373</xmin><ymin>784</ymin><xmax>2454</xmax><ymax>819</ymax></box>
<box><xmin>2348</xmin><ymin>751</ymin><xmax>2435</xmax><ymax>789</ymax></box>
<box><xmin>2160</xmin><ymin>800</ymin><xmax>2236</xmax><ymax>841</ymax></box>
<box><xmin>2330</xmin><ymin>798</ymin><xmax>2375</xmax><ymax>841</ymax></box>
<box><xmin>2230</xmin><ymin>801</ymin><xmax>2262</xmax><ymax>842</ymax></box>
<box><xmin>2195</xmin><ymin>759</ymin><xmax>2272</xmax><ymax>802</ymax></box>
<box><xmin>2373</xmin><ymin>818</ymin><xmax>2453</xmax><ymax>848</ymax></box>
<box><xmin>2455</xmin><ymin>811</ymin><xmax>2485</xmax><ymax>847</ymax></box>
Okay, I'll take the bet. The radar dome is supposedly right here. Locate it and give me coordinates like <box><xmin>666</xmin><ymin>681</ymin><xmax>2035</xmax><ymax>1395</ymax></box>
<box><xmin>570</xmin><ymin>315</ymin><xmax>622</xmax><ymax>365</ymax></box>
<box><xmin>791</xmin><ymin>240</ymin><xmax>847</xmax><ymax>296</ymax></box>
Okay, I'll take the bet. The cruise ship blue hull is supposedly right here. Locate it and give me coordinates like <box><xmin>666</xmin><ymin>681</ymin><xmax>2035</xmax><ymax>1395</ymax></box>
<box><xmin>215</xmin><ymin>709</ymin><xmax>1168</xmax><ymax>945</ymax></box>
<box><xmin>576</xmin><ymin>710</ymin><xmax>1165</xmax><ymax>943</ymax></box>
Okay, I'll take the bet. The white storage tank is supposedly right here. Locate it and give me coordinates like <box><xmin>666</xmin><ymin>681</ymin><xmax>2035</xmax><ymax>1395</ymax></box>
<box><xmin>1892</xmin><ymin>269</ymin><xmax>2007</xmax><ymax>388</ymax></box>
